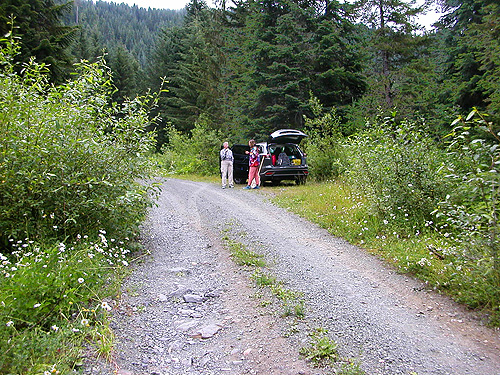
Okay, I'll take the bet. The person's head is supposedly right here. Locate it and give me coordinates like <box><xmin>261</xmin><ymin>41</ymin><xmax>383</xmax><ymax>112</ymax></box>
<box><xmin>248</xmin><ymin>139</ymin><xmax>256</xmax><ymax>147</ymax></box>
<box><xmin>223</xmin><ymin>141</ymin><xmax>229</xmax><ymax>149</ymax></box>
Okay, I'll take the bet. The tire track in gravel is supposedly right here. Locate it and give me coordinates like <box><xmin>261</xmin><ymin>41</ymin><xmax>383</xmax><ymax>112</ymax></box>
<box><xmin>84</xmin><ymin>178</ymin><xmax>500</xmax><ymax>375</ymax></box>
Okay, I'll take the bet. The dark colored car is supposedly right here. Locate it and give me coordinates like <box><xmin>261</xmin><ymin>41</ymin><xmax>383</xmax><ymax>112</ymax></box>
<box><xmin>230</xmin><ymin>129</ymin><xmax>308</xmax><ymax>185</ymax></box>
<box><xmin>258</xmin><ymin>129</ymin><xmax>308</xmax><ymax>185</ymax></box>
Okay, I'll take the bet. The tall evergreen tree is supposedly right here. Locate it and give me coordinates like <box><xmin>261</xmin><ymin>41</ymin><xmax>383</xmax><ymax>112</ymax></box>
<box><xmin>0</xmin><ymin>0</ymin><xmax>76</xmax><ymax>83</ymax></box>
<box><xmin>437</xmin><ymin>0</ymin><xmax>500</xmax><ymax>115</ymax></box>
<box><xmin>353</xmin><ymin>0</ymin><xmax>426</xmax><ymax>109</ymax></box>
<box><xmin>108</xmin><ymin>44</ymin><xmax>141</xmax><ymax>104</ymax></box>
<box><xmin>223</xmin><ymin>0</ymin><xmax>366</xmax><ymax>138</ymax></box>
<box><xmin>149</xmin><ymin>0</ymin><xmax>226</xmax><ymax>141</ymax></box>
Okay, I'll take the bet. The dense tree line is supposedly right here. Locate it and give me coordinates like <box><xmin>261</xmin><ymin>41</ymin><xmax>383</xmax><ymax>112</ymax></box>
<box><xmin>146</xmin><ymin>0</ymin><xmax>499</xmax><ymax>146</ymax></box>
<box><xmin>1</xmin><ymin>0</ymin><xmax>498</xmax><ymax>145</ymax></box>
<box><xmin>62</xmin><ymin>0</ymin><xmax>186</xmax><ymax>67</ymax></box>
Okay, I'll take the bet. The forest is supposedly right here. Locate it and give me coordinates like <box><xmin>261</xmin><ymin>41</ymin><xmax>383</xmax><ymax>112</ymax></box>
<box><xmin>2</xmin><ymin>0</ymin><xmax>498</xmax><ymax>145</ymax></box>
<box><xmin>0</xmin><ymin>0</ymin><xmax>499</xmax><ymax>372</ymax></box>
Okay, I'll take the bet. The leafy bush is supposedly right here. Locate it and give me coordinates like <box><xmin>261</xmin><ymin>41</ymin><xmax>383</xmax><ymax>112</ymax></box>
<box><xmin>0</xmin><ymin>33</ymin><xmax>156</xmax><ymax>244</ymax></box>
<box><xmin>436</xmin><ymin>109</ymin><xmax>500</xmax><ymax>320</ymax></box>
<box><xmin>302</xmin><ymin>96</ymin><xmax>347</xmax><ymax>181</ymax></box>
<box><xmin>158</xmin><ymin>116</ymin><xmax>223</xmax><ymax>176</ymax></box>
<box><xmin>346</xmin><ymin>115</ymin><xmax>450</xmax><ymax>231</ymax></box>
<box><xmin>0</xmin><ymin>31</ymin><xmax>158</xmax><ymax>372</ymax></box>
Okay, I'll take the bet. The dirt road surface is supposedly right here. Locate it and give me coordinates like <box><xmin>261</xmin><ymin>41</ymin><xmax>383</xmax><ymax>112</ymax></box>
<box><xmin>84</xmin><ymin>178</ymin><xmax>500</xmax><ymax>375</ymax></box>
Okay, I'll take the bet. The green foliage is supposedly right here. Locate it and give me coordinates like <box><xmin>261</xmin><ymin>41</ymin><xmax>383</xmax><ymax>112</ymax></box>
<box><xmin>222</xmin><ymin>0</ymin><xmax>366</xmax><ymax>135</ymax></box>
<box><xmin>62</xmin><ymin>0</ymin><xmax>185</xmax><ymax>68</ymax></box>
<box><xmin>272</xmin><ymin>176</ymin><xmax>500</xmax><ymax>325</ymax></box>
<box><xmin>347</xmin><ymin>115</ymin><xmax>450</xmax><ymax>231</ymax></box>
<box><xmin>303</xmin><ymin>96</ymin><xmax>348</xmax><ymax>181</ymax></box>
<box><xmin>436</xmin><ymin>109</ymin><xmax>500</xmax><ymax>318</ymax></box>
<box><xmin>0</xmin><ymin>34</ymin><xmax>157</xmax><ymax>372</ymax></box>
<box><xmin>460</xmin><ymin>3</ymin><xmax>500</xmax><ymax>115</ymax></box>
<box><xmin>0</xmin><ymin>234</ymin><xmax>126</xmax><ymax>374</ymax></box>
<box><xmin>251</xmin><ymin>269</ymin><xmax>277</xmax><ymax>287</ymax></box>
<box><xmin>159</xmin><ymin>117</ymin><xmax>223</xmax><ymax>176</ymax></box>
<box><xmin>299</xmin><ymin>328</ymin><xmax>339</xmax><ymax>366</ymax></box>
<box><xmin>0</xmin><ymin>34</ymin><xmax>157</xmax><ymax>243</ymax></box>
<box><xmin>0</xmin><ymin>0</ymin><xmax>76</xmax><ymax>83</ymax></box>
<box><xmin>225</xmin><ymin>238</ymin><xmax>266</xmax><ymax>267</ymax></box>
<box><xmin>152</xmin><ymin>7</ymin><xmax>226</xmax><ymax>137</ymax></box>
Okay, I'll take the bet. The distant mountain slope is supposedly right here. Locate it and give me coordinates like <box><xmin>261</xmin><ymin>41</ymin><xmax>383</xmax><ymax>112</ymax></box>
<box><xmin>61</xmin><ymin>0</ymin><xmax>186</xmax><ymax>66</ymax></box>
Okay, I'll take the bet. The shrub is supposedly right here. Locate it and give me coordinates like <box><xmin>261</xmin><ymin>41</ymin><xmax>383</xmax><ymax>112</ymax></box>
<box><xmin>302</xmin><ymin>96</ymin><xmax>347</xmax><ymax>181</ymax></box>
<box><xmin>0</xmin><ymin>34</ymin><xmax>157</xmax><ymax>244</ymax></box>
<box><xmin>346</xmin><ymin>115</ymin><xmax>450</xmax><ymax>231</ymax></box>
<box><xmin>435</xmin><ymin>109</ymin><xmax>500</xmax><ymax>320</ymax></box>
<box><xmin>159</xmin><ymin>116</ymin><xmax>223</xmax><ymax>176</ymax></box>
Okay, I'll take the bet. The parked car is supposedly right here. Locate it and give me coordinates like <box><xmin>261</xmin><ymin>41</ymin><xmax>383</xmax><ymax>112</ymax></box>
<box><xmin>231</xmin><ymin>129</ymin><xmax>309</xmax><ymax>185</ymax></box>
<box><xmin>258</xmin><ymin>129</ymin><xmax>308</xmax><ymax>185</ymax></box>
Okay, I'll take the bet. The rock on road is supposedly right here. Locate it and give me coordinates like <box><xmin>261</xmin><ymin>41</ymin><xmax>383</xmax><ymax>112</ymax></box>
<box><xmin>85</xmin><ymin>178</ymin><xmax>500</xmax><ymax>375</ymax></box>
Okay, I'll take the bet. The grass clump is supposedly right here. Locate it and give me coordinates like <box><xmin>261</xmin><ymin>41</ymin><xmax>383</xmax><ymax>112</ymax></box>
<box><xmin>251</xmin><ymin>269</ymin><xmax>277</xmax><ymax>286</ymax></box>
<box><xmin>299</xmin><ymin>328</ymin><xmax>339</xmax><ymax>366</ymax></box>
<box><xmin>225</xmin><ymin>238</ymin><xmax>266</xmax><ymax>267</ymax></box>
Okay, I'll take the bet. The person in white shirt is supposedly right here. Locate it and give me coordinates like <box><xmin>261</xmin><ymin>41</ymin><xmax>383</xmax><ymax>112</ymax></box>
<box><xmin>220</xmin><ymin>141</ymin><xmax>234</xmax><ymax>189</ymax></box>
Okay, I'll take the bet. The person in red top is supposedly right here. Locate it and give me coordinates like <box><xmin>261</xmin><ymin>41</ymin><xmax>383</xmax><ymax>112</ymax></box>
<box><xmin>244</xmin><ymin>139</ymin><xmax>260</xmax><ymax>189</ymax></box>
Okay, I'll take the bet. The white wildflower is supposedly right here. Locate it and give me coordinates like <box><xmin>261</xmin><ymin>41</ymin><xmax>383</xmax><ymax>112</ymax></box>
<box><xmin>101</xmin><ymin>301</ymin><xmax>112</xmax><ymax>311</ymax></box>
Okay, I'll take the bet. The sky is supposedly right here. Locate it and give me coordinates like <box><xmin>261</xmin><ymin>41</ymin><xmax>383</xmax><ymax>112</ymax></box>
<box><xmin>104</xmin><ymin>0</ymin><xmax>442</xmax><ymax>28</ymax></box>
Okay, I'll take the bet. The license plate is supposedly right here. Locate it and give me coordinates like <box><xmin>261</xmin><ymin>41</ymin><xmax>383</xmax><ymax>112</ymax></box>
<box><xmin>292</xmin><ymin>159</ymin><xmax>301</xmax><ymax>165</ymax></box>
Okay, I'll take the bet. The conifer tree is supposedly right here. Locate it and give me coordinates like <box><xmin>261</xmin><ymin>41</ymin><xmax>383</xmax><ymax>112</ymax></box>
<box><xmin>0</xmin><ymin>0</ymin><xmax>76</xmax><ymax>83</ymax></box>
<box><xmin>353</xmin><ymin>0</ymin><xmax>426</xmax><ymax>109</ymax></box>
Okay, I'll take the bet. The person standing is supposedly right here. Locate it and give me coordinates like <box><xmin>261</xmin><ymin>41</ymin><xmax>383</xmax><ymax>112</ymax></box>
<box><xmin>244</xmin><ymin>139</ymin><xmax>260</xmax><ymax>189</ymax></box>
<box><xmin>220</xmin><ymin>141</ymin><xmax>234</xmax><ymax>189</ymax></box>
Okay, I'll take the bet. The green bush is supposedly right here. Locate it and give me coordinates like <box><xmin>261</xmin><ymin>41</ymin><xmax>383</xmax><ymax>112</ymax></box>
<box><xmin>0</xmin><ymin>34</ymin><xmax>156</xmax><ymax>244</ymax></box>
<box><xmin>435</xmin><ymin>109</ymin><xmax>500</xmax><ymax>319</ymax></box>
<box><xmin>0</xmin><ymin>31</ymin><xmax>158</xmax><ymax>372</ymax></box>
<box><xmin>346</xmin><ymin>115</ymin><xmax>450</xmax><ymax>231</ymax></box>
<box><xmin>302</xmin><ymin>96</ymin><xmax>347</xmax><ymax>181</ymax></box>
<box><xmin>158</xmin><ymin>116</ymin><xmax>223</xmax><ymax>176</ymax></box>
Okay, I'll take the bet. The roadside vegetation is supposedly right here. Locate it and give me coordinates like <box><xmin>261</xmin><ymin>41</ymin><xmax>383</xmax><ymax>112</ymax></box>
<box><xmin>161</xmin><ymin>98</ymin><xmax>500</xmax><ymax>326</ymax></box>
<box><xmin>276</xmin><ymin>104</ymin><xmax>500</xmax><ymax>326</ymax></box>
<box><xmin>0</xmin><ymin>34</ymin><xmax>157</xmax><ymax>373</ymax></box>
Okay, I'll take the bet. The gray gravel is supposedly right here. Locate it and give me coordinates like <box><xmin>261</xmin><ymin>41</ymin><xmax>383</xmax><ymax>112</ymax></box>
<box><xmin>84</xmin><ymin>178</ymin><xmax>500</xmax><ymax>375</ymax></box>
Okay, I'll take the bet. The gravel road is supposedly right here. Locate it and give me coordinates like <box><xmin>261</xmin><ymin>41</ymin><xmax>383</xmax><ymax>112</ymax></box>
<box><xmin>84</xmin><ymin>178</ymin><xmax>500</xmax><ymax>375</ymax></box>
